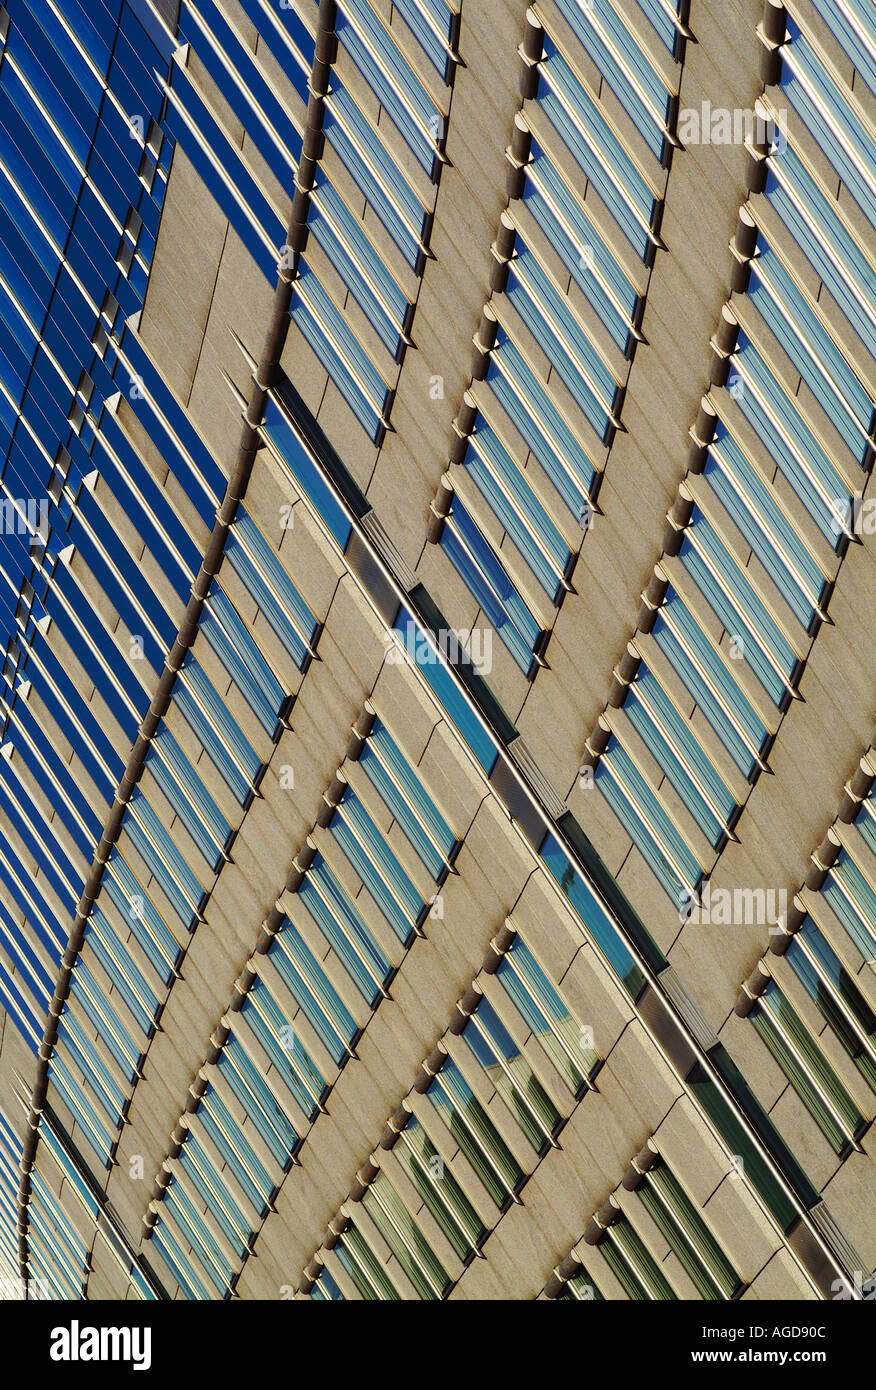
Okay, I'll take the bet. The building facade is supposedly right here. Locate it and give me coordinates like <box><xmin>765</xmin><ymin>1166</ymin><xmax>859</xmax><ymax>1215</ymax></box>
<box><xmin>0</xmin><ymin>0</ymin><xmax>874</xmax><ymax>1301</ymax></box>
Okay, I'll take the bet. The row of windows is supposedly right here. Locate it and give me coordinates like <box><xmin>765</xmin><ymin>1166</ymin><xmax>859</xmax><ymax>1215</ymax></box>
<box><xmin>262</xmin><ymin>376</ymin><xmax>824</xmax><ymax>1245</ymax></box>
<box><xmin>8</xmin><ymin>468</ymin><xmax>323</xmax><ymax>1168</ymax></box>
<box><xmin>0</xmin><ymin>41</ymin><xmax>350</xmax><ymax>1212</ymax></box>
<box><xmin>332</xmin><ymin>0</ymin><xmax>446</xmax><ymax>177</ymax></box>
<box><xmin>430</xmin><ymin>6</ymin><xmax>674</xmax><ymax>674</ymax></box>
<box><xmin>261</xmin><ymin>378</ymin><xmax>659</xmax><ymax>998</ymax></box>
<box><xmin>43</xmin><ymin>538</ymin><xmax>317</xmax><ymax>1167</ymax></box>
<box><xmin>3</xmin><ymin>312</ymin><xmax>324</xmax><ymax>1184</ymax></box>
<box><xmin>807</xmin><ymin>0</ymin><xmax>876</xmax><ymax>103</ymax></box>
<box><xmin>303</xmin><ymin>925</ymin><xmax>599</xmax><ymax>1299</ymax></box>
<box><xmin>0</xmin><ymin>0</ymin><xmax>170</xmax><ymax>589</ymax></box>
<box><xmin>0</xmin><ymin>1110</ymin><xmax>28</xmax><ymax>1289</ymax></box>
<box><xmin>750</xmin><ymin>980</ymin><xmax>866</xmax><ymax>1158</ymax></box>
<box><xmin>0</xmin><ymin>6</ymin><xmax>170</xmax><ymax>668</ymax></box>
<box><xmin>591</xmin><ymin>8</ymin><xmax>876</xmax><ymax>904</ymax></box>
<box><xmin>552</xmin><ymin>0</ymin><xmax>677</xmax><ymax>161</ymax></box>
<box><xmin>8</xmin><ymin>1105</ymin><xmax>155</xmax><ymax>1300</ymax></box>
<box><xmin>164</xmin><ymin>0</ymin><xmax>456</xmax><ymax>440</ymax></box>
<box><xmin>101</xmin><ymin>333</ymin><xmax>323</xmax><ymax>681</ymax></box>
<box><xmin>0</xmin><ymin>0</ymin><xmax>180</xmax><ymax>1120</ymax></box>
<box><xmin>147</xmin><ymin>704</ymin><xmax>462</xmax><ymax>1296</ymax></box>
<box><xmin>741</xmin><ymin>776</ymin><xmax>876</xmax><ymax>1160</ymax></box>
<box><xmin>550</xmin><ymin>1150</ymin><xmax>743</xmax><ymax>1302</ymax></box>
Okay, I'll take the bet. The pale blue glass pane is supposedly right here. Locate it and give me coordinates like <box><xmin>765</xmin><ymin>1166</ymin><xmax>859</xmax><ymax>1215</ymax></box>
<box><xmin>104</xmin><ymin>852</ymin><xmax>179</xmax><ymax>979</ymax></box>
<box><xmin>241</xmin><ymin>981</ymin><xmax>325</xmax><ymax>1119</ymax></box>
<box><xmin>49</xmin><ymin>1054</ymin><xmax>114</xmax><ymax>1165</ymax></box>
<box><xmin>152</xmin><ymin>1219</ymin><xmax>212</xmax><ymax>1300</ymax></box>
<box><xmin>125</xmin><ymin>791</ymin><xmax>204</xmax><ymax>929</ymax></box>
<box><xmin>69</xmin><ymin>962</ymin><xmax>140</xmax><ymax>1073</ymax></box>
<box><xmin>228</xmin><ymin>507</ymin><xmax>319</xmax><ymax>666</ymax></box>
<box><xmin>750</xmin><ymin>242</ymin><xmax>874</xmax><ymax>464</ymax></box>
<box><xmin>178</xmin><ymin>1141</ymin><xmax>250</xmax><ymax>1251</ymax></box>
<box><xmin>361</xmin><ymin>718</ymin><xmax>455</xmax><ymax>874</ymax></box>
<box><xmin>825</xmin><ymin>854</ymin><xmax>876</xmax><ymax>962</ymax></box>
<box><xmin>148</xmin><ymin>726</ymin><xmax>231</xmax><ymax>870</ymax></box>
<box><xmin>164</xmin><ymin>1177</ymin><xmax>232</xmax><ymax>1294</ymax></box>
<box><xmin>393</xmin><ymin>611</ymin><xmax>500</xmax><ymax>774</ymax></box>
<box><xmin>56</xmin><ymin>1009</ymin><xmax>128</xmax><ymax>1118</ymax></box>
<box><xmin>523</xmin><ymin>156</ymin><xmax>637</xmax><ymax>350</ymax></box>
<box><xmin>734</xmin><ymin>339</ymin><xmax>853</xmax><ymax>543</ymax></box>
<box><xmin>310</xmin><ymin>173</ymin><xmax>408</xmax><ymax>352</ymax></box>
<box><xmin>324</xmin><ymin>87</ymin><xmax>424</xmax><ymax>267</ymax></box>
<box><xmin>506</xmin><ymin>243</ymin><xmax>617</xmax><ymax>440</ymax></box>
<box><xmin>202</xmin><ymin>585</ymin><xmax>285</xmax><ymax>735</ymax></box>
<box><xmin>547</xmin><ymin>6</ymin><xmax>668</xmax><ymax>157</ymax></box>
<box><xmin>856</xmin><ymin>802</ymin><xmax>876</xmax><ymax>857</ymax></box>
<box><xmin>782</xmin><ymin>27</ymin><xmax>876</xmax><ymax>229</ymax></box>
<box><xmin>441</xmin><ymin>500</ymin><xmax>541</xmax><ymax>672</ymax></box>
<box><xmin>219</xmin><ymin>1038</ymin><xmax>298</xmax><ymax>1166</ymax></box>
<box><xmin>706</xmin><ymin>433</ymin><xmax>825</xmax><ymax>627</ymax></box>
<box><xmin>538</xmin><ymin>52</ymin><xmax>655</xmax><ymax>256</ymax></box>
<box><xmin>652</xmin><ymin>590</ymin><xmax>765</xmax><ymax>774</ymax></box>
<box><xmin>392</xmin><ymin>0</ymin><xmax>453</xmax><ymax>75</ymax></box>
<box><xmin>627</xmin><ymin>666</ymin><xmax>736</xmax><ymax>844</ymax></box>
<box><xmin>765</xmin><ymin>151</ymin><xmax>876</xmax><ymax>357</ymax></box>
<box><xmin>310</xmin><ymin>1266</ymin><xmax>345</xmax><ymax>1299</ymax></box>
<box><xmin>269</xmin><ymin>922</ymin><xmax>356</xmax><ymax>1065</ymax></box>
<box><xmin>198</xmin><ymin>1090</ymin><xmax>274</xmax><ymax>1210</ymax></box>
<box><xmin>299</xmin><ymin>860</ymin><xmax>388</xmax><ymax>1002</ymax></box>
<box><xmin>291</xmin><ymin>263</ymin><xmax>389</xmax><ymax>437</ymax></box>
<box><xmin>539</xmin><ymin>829</ymin><xmax>648</xmax><ymax>997</ymax></box>
<box><xmin>636</xmin><ymin>0</ymin><xmax>680</xmax><ymax>51</ymax></box>
<box><xmin>807</xmin><ymin>0</ymin><xmax>876</xmax><ymax>98</ymax></box>
<box><xmin>597</xmin><ymin>739</ymin><xmax>702</xmax><ymax>899</ymax></box>
<box><xmin>331</xmin><ymin>797</ymin><xmax>422</xmax><ymax>940</ymax></box>
<box><xmin>175</xmin><ymin>660</ymin><xmax>261</xmax><ymax>803</ymax></box>
<box><xmin>679</xmin><ymin>523</ymin><xmax>795</xmax><ymax>706</ymax></box>
<box><xmin>488</xmin><ymin>333</ymin><xmax>597</xmax><ymax>516</ymax></box>
<box><xmin>336</xmin><ymin>0</ymin><xmax>441</xmax><ymax>170</ymax></box>
<box><xmin>85</xmin><ymin>904</ymin><xmax>160</xmax><ymax>1035</ymax></box>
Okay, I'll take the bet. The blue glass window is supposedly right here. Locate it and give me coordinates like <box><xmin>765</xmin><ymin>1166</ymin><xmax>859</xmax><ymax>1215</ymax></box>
<box><xmin>226</xmin><ymin>507</ymin><xmax>319</xmax><ymax>668</ymax></box>
<box><xmin>440</xmin><ymin>498</ymin><xmax>542</xmax><ymax>674</ymax></box>
<box><xmin>748</xmin><ymin>242</ymin><xmax>874</xmax><ymax>466</ymax></box>
<box><xmin>462</xmin><ymin>424</ymin><xmax>571</xmax><ymax>601</ymax></box>
<box><xmin>309</xmin><ymin>175</ymin><xmax>410</xmax><ymax>355</ymax></box>
<box><xmin>551</xmin><ymin>0</ymin><xmax>672</xmax><ymax>158</ymax></box>
<box><xmin>596</xmin><ymin>738</ymin><xmax>702</xmax><ymax>901</ymax></box>
<box><xmin>201</xmin><ymin>584</ymin><xmax>286</xmax><ymax>735</ymax></box>
<box><xmin>269</xmin><ymin>919</ymin><xmax>357</xmax><ymax>1066</ymax></box>
<box><xmin>331</xmin><ymin>794</ymin><xmax>422</xmax><ymax>941</ymax></box>
<box><xmin>298</xmin><ymin>857</ymin><xmax>390</xmax><ymax>1003</ymax></box>
<box><xmin>290</xmin><ymin>263</ymin><xmax>391</xmax><ymax>440</ymax></box>
<box><xmin>626</xmin><ymin>666</ymin><xmax>737</xmax><ymax>845</ymax></box>
<box><xmin>324</xmin><ymin>85</ymin><xmax>426</xmax><ymax>268</ymax></box>
<box><xmin>175</xmin><ymin>659</ymin><xmax>261</xmax><ymax>804</ymax></box>
<box><xmin>147</xmin><ymin>725</ymin><xmax>232</xmax><ymax>872</ymax></box>
<box><xmin>539</xmin><ymin>829</ymin><xmax>649</xmax><ymax>997</ymax></box>
<box><xmin>358</xmin><ymin>718</ymin><xmax>456</xmax><ymax>878</ymax></box>
<box><xmin>505</xmin><ymin>242</ymin><xmax>619</xmax><ymax>442</ymax></box>
<box><xmin>651</xmin><ymin>589</ymin><xmax>768</xmax><ymax>777</ymax></box>
<box><xmin>336</xmin><ymin>0</ymin><xmax>443</xmax><ymax>174</ymax></box>
<box><xmin>487</xmin><ymin>333</ymin><xmax>597</xmax><ymax>518</ymax></box>
<box><xmin>125</xmin><ymin>790</ymin><xmax>205</xmax><ymax>930</ymax></box>
<box><xmin>679</xmin><ymin>518</ymin><xmax>798</xmax><ymax>706</ymax></box>
<box><xmin>261</xmin><ymin>392</ymin><xmax>358</xmax><ymax>550</ymax></box>
<box><xmin>538</xmin><ymin>45</ymin><xmax>658</xmax><ymax>255</ymax></box>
